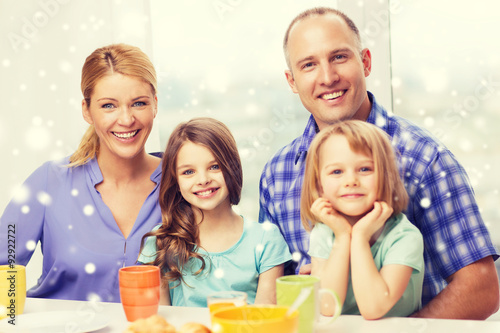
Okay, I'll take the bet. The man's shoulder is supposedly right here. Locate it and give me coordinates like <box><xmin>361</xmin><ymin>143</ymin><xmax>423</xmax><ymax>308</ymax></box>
<box><xmin>369</xmin><ymin>96</ymin><xmax>443</xmax><ymax>153</ymax></box>
<box><xmin>262</xmin><ymin>135</ymin><xmax>303</xmax><ymax>170</ymax></box>
<box><xmin>386</xmin><ymin>113</ymin><xmax>445</xmax><ymax>156</ymax></box>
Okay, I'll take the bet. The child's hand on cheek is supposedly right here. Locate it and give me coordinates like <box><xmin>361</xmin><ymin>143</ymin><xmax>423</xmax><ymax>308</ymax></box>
<box><xmin>311</xmin><ymin>197</ymin><xmax>352</xmax><ymax>236</ymax></box>
<box><xmin>352</xmin><ymin>201</ymin><xmax>393</xmax><ymax>243</ymax></box>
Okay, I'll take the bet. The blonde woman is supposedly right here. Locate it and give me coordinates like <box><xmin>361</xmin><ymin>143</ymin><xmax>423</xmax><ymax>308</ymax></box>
<box><xmin>0</xmin><ymin>44</ymin><xmax>161</xmax><ymax>302</ymax></box>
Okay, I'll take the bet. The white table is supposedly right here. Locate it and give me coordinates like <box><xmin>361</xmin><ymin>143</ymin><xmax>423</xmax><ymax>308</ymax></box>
<box><xmin>1</xmin><ymin>297</ymin><xmax>210</xmax><ymax>332</ymax></box>
<box><xmin>3</xmin><ymin>297</ymin><xmax>499</xmax><ymax>332</ymax></box>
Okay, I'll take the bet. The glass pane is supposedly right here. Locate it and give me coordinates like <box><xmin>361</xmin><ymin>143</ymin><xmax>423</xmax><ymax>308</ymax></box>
<box><xmin>150</xmin><ymin>0</ymin><xmax>339</xmax><ymax>219</ymax></box>
<box><xmin>391</xmin><ymin>0</ymin><xmax>500</xmax><ymax>273</ymax></box>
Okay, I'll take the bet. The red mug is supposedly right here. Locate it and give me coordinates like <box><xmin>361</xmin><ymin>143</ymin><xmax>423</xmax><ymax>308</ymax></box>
<box><xmin>119</xmin><ymin>265</ymin><xmax>160</xmax><ymax>321</ymax></box>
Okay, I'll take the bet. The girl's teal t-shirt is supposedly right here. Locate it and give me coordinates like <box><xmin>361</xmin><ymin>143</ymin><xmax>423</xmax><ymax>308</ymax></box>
<box><xmin>309</xmin><ymin>213</ymin><xmax>425</xmax><ymax>317</ymax></box>
<box><xmin>139</xmin><ymin>218</ymin><xmax>291</xmax><ymax>307</ymax></box>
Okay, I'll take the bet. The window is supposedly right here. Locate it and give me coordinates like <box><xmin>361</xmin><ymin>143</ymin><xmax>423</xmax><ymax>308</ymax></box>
<box><xmin>390</xmin><ymin>0</ymin><xmax>500</xmax><ymax>254</ymax></box>
<box><xmin>150</xmin><ymin>0</ymin><xmax>392</xmax><ymax>218</ymax></box>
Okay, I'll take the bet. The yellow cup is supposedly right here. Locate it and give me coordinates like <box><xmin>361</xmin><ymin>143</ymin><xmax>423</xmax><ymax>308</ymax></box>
<box><xmin>207</xmin><ymin>291</ymin><xmax>247</xmax><ymax>315</ymax></box>
<box><xmin>211</xmin><ymin>305</ymin><xmax>299</xmax><ymax>333</ymax></box>
<box><xmin>0</xmin><ymin>265</ymin><xmax>26</xmax><ymax>320</ymax></box>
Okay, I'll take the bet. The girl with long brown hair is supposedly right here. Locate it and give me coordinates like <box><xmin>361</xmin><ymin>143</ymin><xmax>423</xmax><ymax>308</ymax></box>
<box><xmin>139</xmin><ymin>117</ymin><xmax>291</xmax><ymax>307</ymax></box>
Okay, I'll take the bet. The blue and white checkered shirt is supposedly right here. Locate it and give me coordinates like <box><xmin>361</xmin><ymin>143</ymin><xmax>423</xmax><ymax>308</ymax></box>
<box><xmin>259</xmin><ymin>92</ymin><xmax>499</xmax><ymax>305</ymax></box>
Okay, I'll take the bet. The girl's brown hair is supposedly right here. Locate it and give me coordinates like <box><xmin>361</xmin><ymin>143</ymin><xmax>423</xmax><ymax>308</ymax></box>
<box><xmin>301</xmin><ymin>120</ymin><xmax>408</xmax><ymax>231</ymax></box>
<box><xmin>69</xmin><ymin>43</ymin><xmax>157</xmax><ymax>167</ymax></box>
<box><xmin>142</xmin><ymin>117</ymin><xmax>242</xmax><ymax>286</ymax></box>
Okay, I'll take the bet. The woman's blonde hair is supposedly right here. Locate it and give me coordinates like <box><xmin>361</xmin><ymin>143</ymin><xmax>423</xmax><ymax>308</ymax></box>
<box><xmin>301</xmin><ymin>120</ymin><xmax>408</xmax><ymax>231</ymax></box>
<box><xmin>68</xmin><ymin>43</ymin><xmax>157</xmax><ymax>167</ymax></box>
<box><xmin>141</xmin><ymin>117</ymin><xmax>242</xmax><ymax>287</ymax></box>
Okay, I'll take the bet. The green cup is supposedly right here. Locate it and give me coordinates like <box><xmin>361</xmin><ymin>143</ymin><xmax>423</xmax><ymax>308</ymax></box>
<box><xmin>276</xmin><ymin>275</ymin><xmax>340</xmax><ymax>333</ymax></box>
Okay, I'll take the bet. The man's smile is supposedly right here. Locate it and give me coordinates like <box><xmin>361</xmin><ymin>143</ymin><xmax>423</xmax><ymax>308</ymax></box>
<box><xmin>320</xmin><ymin>90</ymin><xmax>346</xmax><ymax>100</ymax></box>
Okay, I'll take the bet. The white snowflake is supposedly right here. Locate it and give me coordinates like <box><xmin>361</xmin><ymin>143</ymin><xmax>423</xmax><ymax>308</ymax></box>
<box><xmin>144</xmin><ymin>288</ymin><xmax>157</xmax><ymax>301</ymax></box>
<box><xmin>83</xmin><ymin>205</ymin><xmax>95</xmax><ymax>216</ymax></box>
<box><xmin>21</xmin><ymin>205</ymin><xmax>30</xmax><ymax>214</ymax></box>
<box><xmin>37</xmin><ymin>191</ymin><xmax>52</xmax><ymax>206</ymax></box>
<box><xmin>255</xmin><ymin>244</ymin><xmax>264</xmax><ymax>253</ymax></box>
<box><xmin>401</xmin><ymin>131</ymin><xmax>411</xmax><ymax>141</ymax></box>
<box><xmin>85</xmin><ymin>263</ymin><xmax>96</xmax><ymax>274</ymax></box>
<box><xmin>261</xmin><ymin>221</ymin><xmax>273</xmax><ymax>231</ymax></box>
<box><xmin>214</xmin><ymin>268</ymin><xmax>224</xmax><ymax>279</ymax></box>
<box><xmin>292</xmin><ymin>251</ymin><xmax>302</xmax><ymax>262</ymax></box>
<box><xmin>420</xmin><ymin>198</ymin><xmax>431</xmax><ymax>209</ymax></box>
<box><xmin>391</xmin><ymin>76</ymin><xmax>402</xmax><ymax>88</ymax></box>
<box><xmin>87</xmin><ymin>292</ymin><xmax>102</xmax><ymax>302</ymax></box>
<box><xmin>375</xmin><ymin>115</ymin><xmax>387</xmax><ymax>127</ymax></box>
<box><xmin>424</xmin><ymin>117</ymin><xmax>435</xmax><ymax>127</ymax></box>
<box><xmin>26</xmin><ymin>240</ymin><xmax>36</xmax><ymax>251</ymax></box>
<box><xmin>212</xmin><ymin>323</ymin><xmax>223</xmax><ymax>333</ymax></box>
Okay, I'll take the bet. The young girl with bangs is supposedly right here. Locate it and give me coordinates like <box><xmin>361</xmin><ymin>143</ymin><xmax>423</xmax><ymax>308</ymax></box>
<box><xmin>139</xmin><ymin>117</ymin><xmax>291</xmax><ymax>307</ymax></box>
<box><xmin>301</xmin><ymin>120</ymin><xmax>424</xmax><ymax>319</ymax></box>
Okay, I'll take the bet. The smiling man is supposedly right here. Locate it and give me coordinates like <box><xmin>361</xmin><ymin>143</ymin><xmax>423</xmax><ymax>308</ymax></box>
<box><xmin>259</xmin><ymin>7</ymin><xmax>499</xmax><ymax>319</ymax></box>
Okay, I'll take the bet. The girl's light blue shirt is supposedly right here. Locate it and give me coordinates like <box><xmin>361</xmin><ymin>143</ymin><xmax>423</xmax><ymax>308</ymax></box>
<box><xmin>139</xmin><ymin>218</ymin><xmax>292</xmax><ymax>307</ymax></box>
<box><xmin>309</xmin><ymin>213</ymin><xmax>424</xmax><ymax>317</ymax></box>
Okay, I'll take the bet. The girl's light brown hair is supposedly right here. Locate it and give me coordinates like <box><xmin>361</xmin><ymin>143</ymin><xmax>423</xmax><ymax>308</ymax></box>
<box><xmin>301</xmin><ymin>120</ymin><xmax>408</xmax><ymax>231</ymax></box>
<box><xmin>141</xmin><ymin>117</ymin><xmax>242</xmax><ymax>287</ymax></box>
<box><xmin>69</xmin><ymin>43</ymin><xmax>157</xmax><ymax>167</ymax></box>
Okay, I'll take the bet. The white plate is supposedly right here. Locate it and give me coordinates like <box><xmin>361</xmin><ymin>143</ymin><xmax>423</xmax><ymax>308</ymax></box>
<box><xmin>0</xmin><ymin>311</ymin><xmax>109</xmax><ymax>332</ymax></box>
